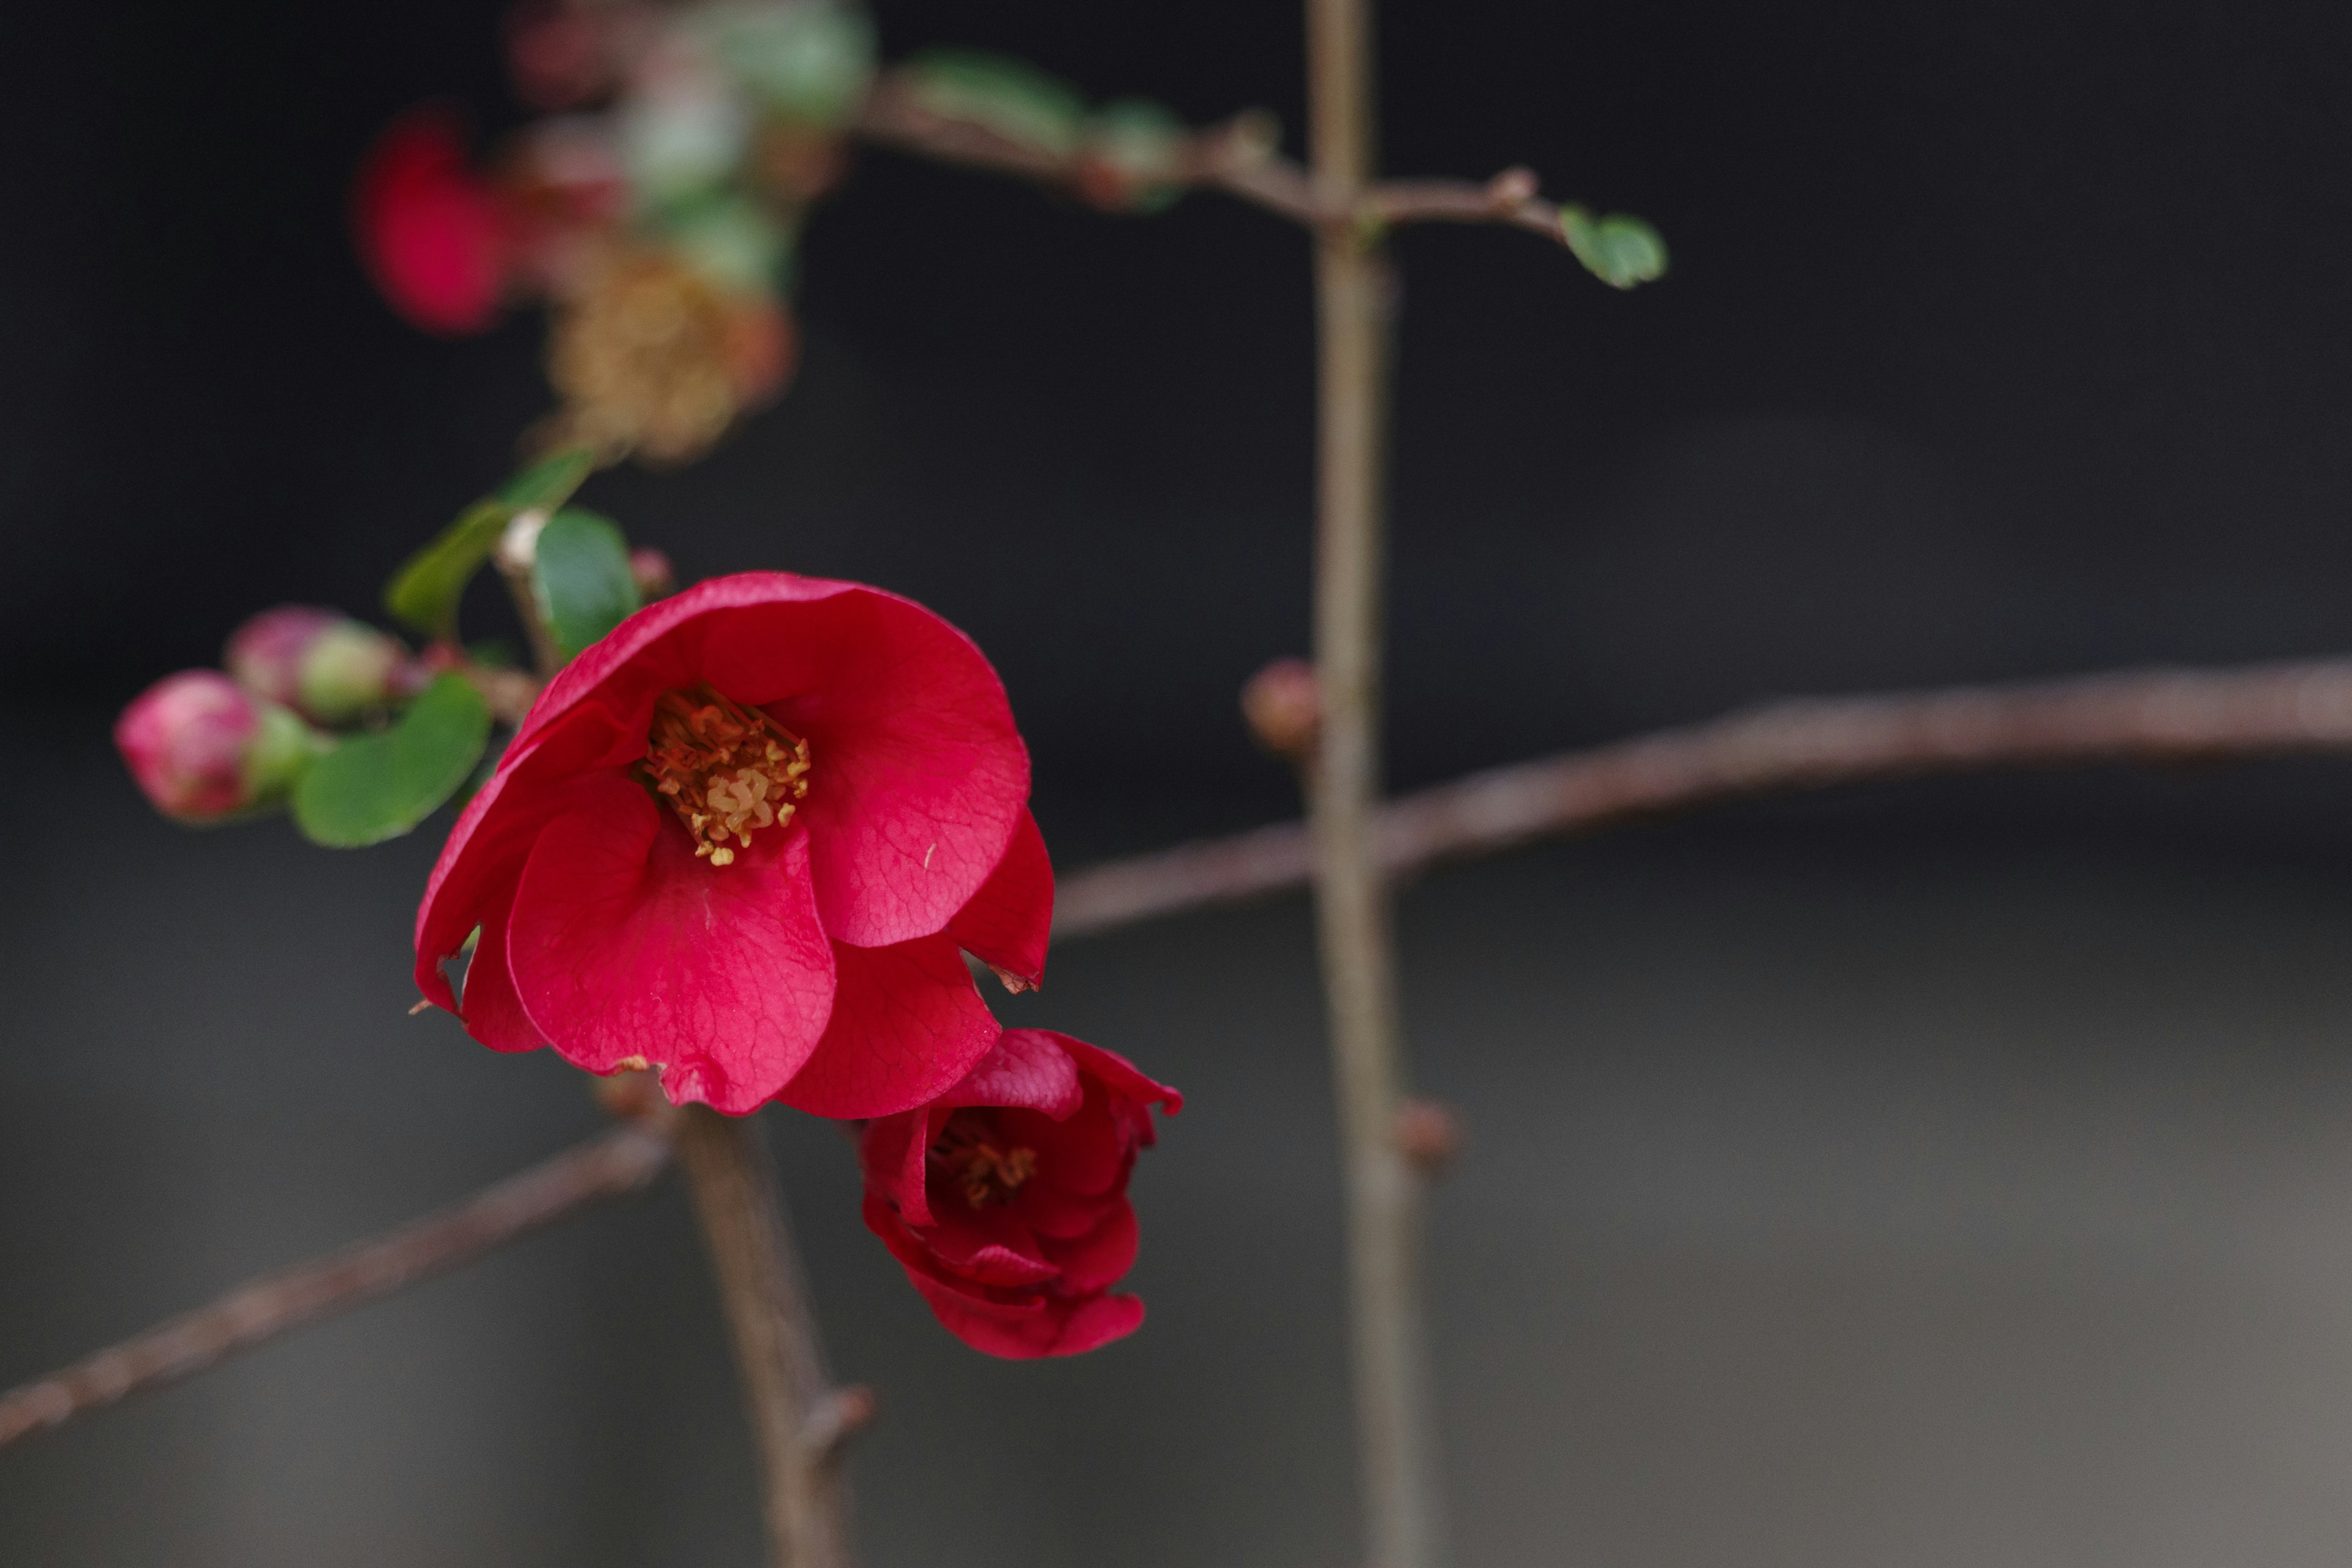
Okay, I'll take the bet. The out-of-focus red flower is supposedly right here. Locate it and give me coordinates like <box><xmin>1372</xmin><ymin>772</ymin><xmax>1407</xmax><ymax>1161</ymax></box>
<box><xmin>225</xmin><ymin>605</ymin><xmax>422</xmax><ymax>726</ymax></box>
<box><xmin>414</xmin><ymin>572</ymin><xmax>1052</xmax><ymax>1116</ymax></box>
<box><xmin>116</xmin><ymin>670</ymin><xmax>320</xmax><ymax>822</ymax></box>
<box><xmin>860</xmin><ymin>1028</ymin><xmax>1179</xmax><ymax>1358</ymax></box>
<box><xmin>353</xmin><ymin>107</ymin><xmax>512</xmax><ymax>336</ymax></box>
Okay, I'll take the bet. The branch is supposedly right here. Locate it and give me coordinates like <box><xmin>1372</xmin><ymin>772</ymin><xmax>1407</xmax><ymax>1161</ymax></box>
<box><xmin>1302</xmin><ymin>1</ymin><xmax>1446</xmax><ymax>1564</ymax></box>
<box><xmin>851</xmin><ymin>74</ymin><xmax>1572</xmax><ymax>247</ymax></box>
<box><xmin>0</xmin><ymin>1117</ymin><xmax>674</xmax><ymax>1453</ymax></box>
<box><xmin>673</xmin><ymin>1107</ymin><xmax>865</xmax><ymax>1568</ymax></box>
<box><xmin>1055</xmin><ymin>656</ymin><xmax>2352</xmax><ymax>939</ymax></box>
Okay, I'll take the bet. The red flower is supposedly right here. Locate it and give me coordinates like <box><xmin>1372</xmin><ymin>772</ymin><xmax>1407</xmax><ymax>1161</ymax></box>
<box><xmin>415</xmin><ymin>573</ymin><xmax>1053</xmax><ymax>1117</ymax></box>
<box><xmin>860</xmin><ymin>1029</ymin><xmax>1180</xmax><ymax>1359</ymax></box>
<box><xmin>353</xmin><ymin>107</ymin><xmax>511</xmax><ymax>336</ymax></box>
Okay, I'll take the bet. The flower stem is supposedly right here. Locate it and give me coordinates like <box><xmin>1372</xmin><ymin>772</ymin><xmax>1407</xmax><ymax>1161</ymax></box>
<box><xmin>674</xmin><ymin>1107</ymin><xmax>865</xmax><ymax>1568</ymax></box>
<box><xmin>1303</xmin><ymin>1</ymin><xmax>1447</xmax><ymax>1565</ymax></box>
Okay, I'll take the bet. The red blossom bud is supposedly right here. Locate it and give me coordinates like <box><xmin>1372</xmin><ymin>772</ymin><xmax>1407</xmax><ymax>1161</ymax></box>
<box><xmin>225</xmin><ymin>606</ymin><xmax>421</xmax><ymax>726</ymax></box>
<box><xmin>353</xmin><ymin>107</ymin><xmax>512</xmax><ymax>336</ymax></box>
<box><xmin>1241</xmin><ymin>656</ymin><xmax>1321</xmax><ymax>761</ymax></box>
<box><xmin>115</xmin><ymin>671</ymin><xmax>323</xmax><ymax>823</ymax></box>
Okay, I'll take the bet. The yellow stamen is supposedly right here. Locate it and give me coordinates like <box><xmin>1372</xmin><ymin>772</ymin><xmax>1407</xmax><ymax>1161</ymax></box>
<box><xmin>640</xmin><ymin>685</ymin><xmax>812</xmax><ymax>867</ymax></box>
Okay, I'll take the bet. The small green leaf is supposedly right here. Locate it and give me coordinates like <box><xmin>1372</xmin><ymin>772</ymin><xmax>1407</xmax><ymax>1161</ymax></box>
<box><xmin>1559</xmin><ymin>205</ymin><xmax>1668</xmax><ymax>290</ymax></box>
<box><xmin>383</xmin><ymin>448</ymin><xmax>597</xmax><ymax>640</ymax></box>
<box><xmin>903</xmin><ymin>51</ymin><xmax>1088</xmax><ymax>159</ymax></box>
<box><xmin>497</xmin><ymin>446</ymin><xmax>596</xmax><ymax>513</ymax></box>
<box><xmin>293</xmin><ymin>674</ymin><xmax>492</xmax><ymax>848</ymax></box>
<box><xmin>383</xmin><ymin>500</ymin><xmax>508</xmax><ymax>641</ymax></box>
<box><xmin>532</xmin><ymin>507</ymin><xmax>642</xmax><ymax>660</ymax></box>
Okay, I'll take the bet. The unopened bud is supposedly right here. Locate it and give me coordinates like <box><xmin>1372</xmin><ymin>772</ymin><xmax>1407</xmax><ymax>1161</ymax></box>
<box><xmin>226</xmin><ymin>606</ymin><xmax>420</xmax><ymax>726</ymax></box>
<box><xmin>115</xmin><ymin>670</ymin><xmax>323</xmax><ymax>823</ymax></box>
<box><xmin>628</xmin><ymin>546</ymin><xmax>677</xmax><ymax>600</ymax></box>
<box><xmin>1241</xmin><ymin>657</ymin><xmax>1321</xmax><ymax>761</ymax></box>
<box><xmin>1394</xmin><ymin>1096</ymin><xmax>1464</xmax><ymax>1175</ymax></box>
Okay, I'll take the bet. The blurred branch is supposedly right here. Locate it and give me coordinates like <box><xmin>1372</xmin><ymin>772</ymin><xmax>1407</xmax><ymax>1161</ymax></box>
<box><xmin>851</xmin><ymin>74</ymin><xmax>1575</xmax><ymax>247</ymax></box>
<box><xmin>1300</xmin><ymin>0</ymin><xmax>1446</xmax><ymax>1561</ymax></box>
<box><xmin>674</xmin><ymin>1107</ymin><xmax>867</xmax><ymax>1568</ymax></box>
<box><xmin>1055</xmin><ymin>655</ymin><xmax>2352</xmax><ymax>938</ymax></box>
<box><xmin>0</xmin><ymin>1116</ymin><xmax>675</xmax><ymax>1453</ymax></box>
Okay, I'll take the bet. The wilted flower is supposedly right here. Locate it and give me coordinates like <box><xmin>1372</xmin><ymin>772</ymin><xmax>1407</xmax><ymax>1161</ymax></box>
<box><xmin>415</xmin><ymin>572</ymin><xmax>1051</xmax><ymax>1116</ymax></box>
<box><xmin>225</xmin><ymin>606</ymin><xmax>421</xmax><ymax>726</ymax></box>
<box><xmin>116</xmin><ymin>671</ymin><xmax>323</xmax><ymax>823</ymax></box>
<box><xmin>860</xmin><ymin>1028</ymin><xmax>1179</xmax><ymax>1358</ymax></box>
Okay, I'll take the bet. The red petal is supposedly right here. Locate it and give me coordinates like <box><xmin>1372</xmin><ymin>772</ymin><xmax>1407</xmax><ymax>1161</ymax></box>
<box><xmin>507</xmin><ymin>573</ymin><xmax>1029</xmax><ymax>949</ymax></box>
<box><xmin>1056</xmin><ymin>1033</ymin><xmax>1184</xmax><ymax>1118</ymax></box>
<box><xmin>505</xmin><ymin>774</ymin><xmax>835</xmax><ymax>1113</ymax></box>
<box><xmin>456</xmin><ymin>908</ymin><xmax>548</xmax><ymax>1054</ymax></box>
<box><xmin>1039</xmin><ymin>1202</ymin><xmax>1139</xmax><ymax>1295</ymax></box>
<box><xmin>943</xmin><ymin>1027</ymin><xmax>1084</xmax><ymax>1118</ymax></box>
<box><xmin>945</xmin><ymin>809</ymin><xmax>1052</xmax><ymax>992</ymax></box>
<box><xmin>857</xmin><ymin>1106</ymin><xmax>948</xmax><ymax>1228</ymax></box>
<box><xmin>413</xmin><ymin>702</ymin><xmax>635</xmax><ymax>1010</ymax></box>
<box><xmin>771</xmin><ymin>933</ymin><xmax>998</xmax><ymax>1118</ymax></box>
<box><xmin>915</xmin><ymin>1202</ymin><xmax>1058</xmax><ymax>1287</ymax></box>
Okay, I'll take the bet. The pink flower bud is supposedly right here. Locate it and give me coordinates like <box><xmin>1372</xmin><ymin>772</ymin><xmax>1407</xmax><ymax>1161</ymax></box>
<box><xmin>115</xmin><ymin>671</ymin><xmax>321</xmax><ymax>823</ymax></box>
<box><xmin>225</xmin><ymin>606</ymin><xmax>418</xmax><ymax>726</ymax></box>
<box><xmin>627</xmin><ymin>546</ymin><xmax>676</xmax><ymax>600</ymax></box>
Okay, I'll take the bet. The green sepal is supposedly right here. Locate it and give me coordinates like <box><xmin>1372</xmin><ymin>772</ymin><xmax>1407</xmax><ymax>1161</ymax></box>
<box><xmin>292</xmin><ymin>673</ymin><xmax>493</xmax><ymax>848</ymax></box>
<box><xmin>532</xmin><ymin>507</ymin><xmax>643</xmax><ymax>662</ymax></box>
<box><xmin>1559</xmin><ymin>205</ymin><xmax>1668</xmax><ymax>290</ymax></box>
<box><xmin>384</xmin><ymin>448</ymin><xmax>597</xmax><ymax>641</ymax></box>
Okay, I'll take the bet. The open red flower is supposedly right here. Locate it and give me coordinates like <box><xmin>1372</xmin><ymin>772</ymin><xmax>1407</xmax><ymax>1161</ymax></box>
<box><xmin>860</xmin><ymin>1028</ymin><xmax>1180</xmax><ymax>1359</ymax></box>
<box><xmin>353</xmin><ymin>107</ymin><xmax>513</xmax><ymax>335</ymax></box>
<box><xmin>415</xmin><ymin>572</ymin><xmax>1054</xmax><ymax>1117</ymax></box>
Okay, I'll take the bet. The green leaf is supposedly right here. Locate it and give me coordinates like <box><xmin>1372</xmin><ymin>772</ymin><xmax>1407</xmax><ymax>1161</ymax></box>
<box><xmin>383</xmin><ymin>500</ymin><xmax>509</xmax><ymax>641</ymax></box>
<box><xmin>383</xmin><ymin>448</ymin><xmax>597</xmax><ymax>640</ymax></box>
<box><xmin>498</xmin><ymin>446</ymin><xmax>596</xmax><ymax>513</ymax></box>
<box><xmin>903</xmin><ymin>50</ymin><xmax>1087</xmax><ymax>159</ymax></box>
<box><xmin>1559</xmin><ymin>205</ymin><xmax>1668</xmax><ymax>290</ymax></box>
<box><xmin>292</xmin><ymin>674</ymin><xmax>492</xmax><ymax>848</ymax></box>
<box><xmin>532</xmin><ymin>507</ymin><xmax>642</xmax><ymax>660</ymax></box>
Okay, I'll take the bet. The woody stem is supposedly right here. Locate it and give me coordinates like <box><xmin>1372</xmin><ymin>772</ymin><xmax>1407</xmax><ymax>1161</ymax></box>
<box><xmin>675</xmin><ymin>1107</ymin><xmax>865</xmax><ymax>1568</ymax></box>
<box><xmin>1305</xmin><ymin>0</ymin><xmax>1446</xmax><ymax>1565</ymax></box>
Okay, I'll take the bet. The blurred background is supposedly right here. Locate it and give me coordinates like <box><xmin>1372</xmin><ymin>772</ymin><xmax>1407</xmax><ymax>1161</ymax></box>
<box><xmin>10</xmin><ymin>1</ymin><xmax>2352</xmax><ymax>1562</ymax></box>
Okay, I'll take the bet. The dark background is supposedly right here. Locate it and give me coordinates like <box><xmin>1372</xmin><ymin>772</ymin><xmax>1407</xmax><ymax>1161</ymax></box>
<box><xmin>10</xmin><ymin>1</ymin><xmax>2352</xmax><ymax>1564</ymax></box>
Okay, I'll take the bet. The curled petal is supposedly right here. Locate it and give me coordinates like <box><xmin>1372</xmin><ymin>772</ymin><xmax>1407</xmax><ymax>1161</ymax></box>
<box><xmin>507</xmin><ymin>774</ymin><xmax>835</xmax><ymax>1112</ymax></box>
<box><xmin>946</xmin><ymin>809</ymin><xmax>1053</xmax><ymax>991</ymax></box>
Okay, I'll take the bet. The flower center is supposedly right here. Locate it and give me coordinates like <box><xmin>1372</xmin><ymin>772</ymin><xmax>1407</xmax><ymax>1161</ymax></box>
<box><xmin>641</xmin><ymin>685</ymin><xmax>811</xmax><ymax>867</ymax></box>
<box><xmin>930</xmin><ymin>1112</ymin><xmax>1039</xmax><ymax>1208</ymax></box>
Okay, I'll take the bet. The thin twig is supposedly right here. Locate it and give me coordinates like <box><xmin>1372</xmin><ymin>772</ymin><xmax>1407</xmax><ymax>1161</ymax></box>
<box><xmin>673</xmin><ymin>1107</ymin><xmax>864</xmax><ymax>1568</ymax></box>
<box><xmin>1303</xmin><ymin>1</ymin><xmax>1447</xmax><ymax>1564</ymax></box>
<box><xmin>0</xmin><ymin>1118</ymin><xmax>675</xmax><ymax>1452</ymax></box>
<box><xmin>851</xmin><ymin>72</ymin><xmax>1571</xmax><ymax>249</ymax></box>
<box><xmin>1055</xmin><ymin>655</ymin><xmax>2352</xmax><ymax>938</ymax></box>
